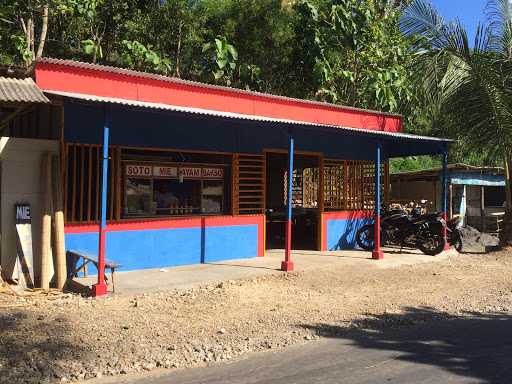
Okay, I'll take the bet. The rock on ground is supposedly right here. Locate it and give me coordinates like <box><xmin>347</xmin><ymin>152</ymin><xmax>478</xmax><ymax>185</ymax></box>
<box><xmin>459</xmin><ymin>225</ymin><xmax>499</xmax><ymax>252</ymax></box>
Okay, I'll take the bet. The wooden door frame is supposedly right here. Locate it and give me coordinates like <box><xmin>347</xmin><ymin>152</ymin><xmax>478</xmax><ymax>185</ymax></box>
<box><xmin>263</xmin><ymin>148</ymin><xmax>324</xmax><ymax>251</ymax></box>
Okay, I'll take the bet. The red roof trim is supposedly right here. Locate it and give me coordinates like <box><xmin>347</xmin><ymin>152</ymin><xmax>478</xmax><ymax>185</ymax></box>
<box><xmin>35</xmin><ymin>58</ymin><xmax>402</xmax><ymax>132</ymax></box>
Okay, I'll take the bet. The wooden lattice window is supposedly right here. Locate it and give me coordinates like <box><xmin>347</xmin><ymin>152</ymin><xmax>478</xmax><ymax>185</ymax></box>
<box><xmin>323</xmin><ymin>159</ymin><xmax>388</xmax><ymax>211</ymax></box>
<box><xmin>324</xmin><ymin>159</ymin><xmax>346</xmax><ymax>210</ymax></box>
<box><xmin>64</xmin><ymin>143</ymin><xmax>121</xmax><ymax>224</ymax></box>
<box><xmin>232</xmin><ymin>153</ymin><xmax>265</xmax><ymax>214</ymax></box>
<box><xmin>284</xmin><ymin>168</ymin><xmax>319</xmax><ymax>208</ymax></box>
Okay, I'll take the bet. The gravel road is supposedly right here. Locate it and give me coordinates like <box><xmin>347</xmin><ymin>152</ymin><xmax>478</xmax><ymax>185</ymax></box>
<box><xmin>2</xmin><ymin>250</ymin><xmax>512</xmax><ymax>383</ymax></box>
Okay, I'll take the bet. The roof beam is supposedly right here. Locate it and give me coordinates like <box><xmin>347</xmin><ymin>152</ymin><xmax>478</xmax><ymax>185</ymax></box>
<box><xmin>0</xmin><ymin>104</ymin><xmax>33</xmax><ymax>132</ymax></box>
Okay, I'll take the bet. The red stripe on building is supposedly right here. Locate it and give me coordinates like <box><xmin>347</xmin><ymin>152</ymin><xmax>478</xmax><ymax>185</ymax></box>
<box><xmin>322</xmin><ymin>210</ymin><xmax>374</xmax><ymax>221</ymax></box>
<box><xmin>65</xmin><ymin>215</ymin><xmax>265</xmax><ymax>233</ymax></box>
<box><xmin>35</xmin><ymin>61</ymin><xmax>402</xmax><ymax>132</ymax></box>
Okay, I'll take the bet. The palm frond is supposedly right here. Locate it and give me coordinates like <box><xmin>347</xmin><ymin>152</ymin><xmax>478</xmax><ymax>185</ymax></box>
<box><xmin>485</xmin><ymin>0</ymin><xmax>512</xmax><ymax>57</ymax></box>
<box><xmin>400</xmin><ymin>0</ymin><xmax>450</xmax><ymax>50</ymax></box>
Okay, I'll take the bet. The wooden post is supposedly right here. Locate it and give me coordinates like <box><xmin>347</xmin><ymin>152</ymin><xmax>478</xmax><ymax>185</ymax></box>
<box><xmin>481</xmin><ymin>185</ymin><xmax>486</xmax><ymax>232</ymax></box>
<box><xmin>384</xmin><ymin>161</ymin><xmax>390</xmax><ymax>206</ymax></box>
<box><xmin>52</xmin><ymin>155</ymin><xmax>66</xmax><ymax>290</ymax></box>
<box><xmin>449</xmin><ymin>183</ymin><xmax>453</xmax><ymax>219</ymax></box>
<box><xmin>317</xmin><ymin>155</ymin><xmax>324</xmax><ymax>251</ymax></box>
<box><xmin>40</xmin><ymin>152</ymin><xmax>53</xmax><ymax>290</ymax></box>
<box><xmin>232</xmin><ymin>153</ymin><xmax>239</xmax><ymax>215</ymax></box>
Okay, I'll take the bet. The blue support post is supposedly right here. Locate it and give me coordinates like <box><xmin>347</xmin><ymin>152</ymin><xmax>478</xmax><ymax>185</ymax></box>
<box><xmin>282</xmin><ymin>135</ymin><xmax>294</xmax><ymax>271</ymax></box>
<box><xmin>442</xmin><ymin>150</ymin><xmax>450</xmax><ymax>250</ymax></box>
<box><xmin>372</xmin><ymin>143</ymin><xmax>384</xmax><ymax>260</ymax></box>
<box><xmin>92</xmin><ymin>106</ymin><xmax>110</xmax><ymax>297</ymax></box>
<box><xmin>442</xmin><ymin>151</ymin><xmax>448</xmax><ymax>214</ymax></box>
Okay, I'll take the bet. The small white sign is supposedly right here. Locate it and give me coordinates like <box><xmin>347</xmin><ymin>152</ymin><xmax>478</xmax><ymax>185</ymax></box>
<box><xmin>126</xmin><ymin>165</ymin><xmax>152</xmax><ymax>177</ymax></box>
<box><xmin>201</xmin><ymin>168</ymin><xmax>224</xmax><ymax>179</ymax></box>
<box><xmin>14</xmin><ymin>204</ymin><xmax>34</xmax><ymax>287</ymax></box>
<box><xmin>16</xmin><ymin>205</ymin><xmax>31</xmax><ymax>221</ymax></box>
<box><xmin>179</xmin><ymin>167</ymin><xmax>202</xmax><ymax>179</ymax></box>
<box><xmin>153</xmin><ymin>166</ymin><xmax>178</xmax><ymax>177</ymax></box>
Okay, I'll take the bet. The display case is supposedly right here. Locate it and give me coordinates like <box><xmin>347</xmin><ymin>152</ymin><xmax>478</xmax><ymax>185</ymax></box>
<box><xmin>123</xmin><ymin>163</ymin><xmax>227</xmax><ymax>218</ymax></box>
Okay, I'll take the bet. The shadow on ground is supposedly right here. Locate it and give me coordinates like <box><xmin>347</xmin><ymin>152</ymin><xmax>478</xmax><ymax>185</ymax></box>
<box><xmin>300</xmin><ymin>307</ymin><xmax>512</xmax><ymax>384</ymax></box>
<box><xmin>0</xmin><ymin>310</ymin><xmax>90</xmax><ymax>382</ymax></box>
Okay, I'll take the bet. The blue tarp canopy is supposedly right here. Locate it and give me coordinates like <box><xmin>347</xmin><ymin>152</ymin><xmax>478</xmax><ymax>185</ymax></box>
<box><xmin>450</xmin><ymin>172</ymin><xmax>505</xmax><ymax>186</ymax></box>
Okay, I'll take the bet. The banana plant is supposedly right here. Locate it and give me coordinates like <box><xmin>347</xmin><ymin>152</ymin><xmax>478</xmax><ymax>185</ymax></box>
<box><xmin>202</xmin><ymin>36</ymin><xmax>238</xmax><ymax>85</ymax></box>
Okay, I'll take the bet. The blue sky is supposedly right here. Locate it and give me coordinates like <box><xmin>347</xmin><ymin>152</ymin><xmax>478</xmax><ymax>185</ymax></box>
<box><xmin>430</xmin><ymin>0</ymin><xmax>487</xmax><ymax>43</ymax></box>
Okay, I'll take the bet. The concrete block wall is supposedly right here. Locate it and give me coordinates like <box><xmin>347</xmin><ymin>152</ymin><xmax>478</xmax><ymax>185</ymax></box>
<box><xmin>0</xmin><ymin>137</ymin><xmax>59</xmax><ymax>281</ymax></box>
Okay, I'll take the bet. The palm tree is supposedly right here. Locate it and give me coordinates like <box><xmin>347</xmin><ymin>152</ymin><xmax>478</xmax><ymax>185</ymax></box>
<box><xmin>401</xmin><ymin>0</ymin><xmax>512</xmax><ymax>243</ymax></box>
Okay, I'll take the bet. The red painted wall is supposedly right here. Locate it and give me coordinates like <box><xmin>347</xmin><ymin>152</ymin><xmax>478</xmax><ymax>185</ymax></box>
<box><xmin>35</xmin><ymin>61</ymin><xmax>402</xmax><ymax>133</ymax></box>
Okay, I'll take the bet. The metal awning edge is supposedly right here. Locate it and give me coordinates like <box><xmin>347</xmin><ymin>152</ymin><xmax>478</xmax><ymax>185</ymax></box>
<box><xmin>44</xmin><ymin>90</ymin><xmax>454</xmax><ymax>144</ymax></box>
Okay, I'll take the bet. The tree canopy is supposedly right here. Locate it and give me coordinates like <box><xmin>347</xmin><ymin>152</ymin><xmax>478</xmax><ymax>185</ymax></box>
<box><xmin>0</xmin><ymin>1</ymin><xmax>416</xmax><ymax>107</ymax></box>
<box><xmin>1</xmin><ymin>0</ymin><xmax>506</xmax><ymax>173</ymax></box>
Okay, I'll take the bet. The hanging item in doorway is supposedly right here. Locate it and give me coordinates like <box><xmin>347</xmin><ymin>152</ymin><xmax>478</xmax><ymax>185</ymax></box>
<box><xmin>14</xmin><ymin>204</ymin><xmax>34</xmax><ymax>288</ymax></box>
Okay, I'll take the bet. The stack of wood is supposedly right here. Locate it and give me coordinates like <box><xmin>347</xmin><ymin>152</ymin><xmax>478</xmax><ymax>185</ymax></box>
<box><xmin>3</xmin><ymin>149</ymin><xmax>68</xmax><ymax>295</ymax></box>
<box><xmin>39</xmin><ymin>152</ymin><xmax>67</xmax><ymax>291</ymax></box>
<box><xmin>0</xmin><ymin>266</ymin><xmax>18</xmax><ymax>296</ymax></box>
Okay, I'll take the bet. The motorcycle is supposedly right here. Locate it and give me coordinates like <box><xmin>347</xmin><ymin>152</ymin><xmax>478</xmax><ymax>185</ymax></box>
<box><xmin>356</xmin><ymin>203</ymin><xmax>447</xmax><ymax>256</ymax></box>
<box><xmin>408</xmin><ymin>203</ymin><xmax>463</xmax><ymax>252</ymax></box>
<box><xmin>446</xmin><ymin>215</ymin><xmax>463</xmax><ymax>252</ymax></box>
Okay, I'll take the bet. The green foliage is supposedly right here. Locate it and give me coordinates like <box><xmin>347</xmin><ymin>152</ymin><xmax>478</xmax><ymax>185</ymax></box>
<box><xmin>11</xmin><ymin>33</ymin><xmax>32</xmax><ymax>64</ymax></box>
<box><xmin>390</xmin><ymin>156</ymin><xmax>442</xmax><ymax>173</ymax></box>
<box><xmin>4</xmin><ymin>0</ymin><xmax>500</xmax><ymax>176</ymax></box>
<box><xmin>291</xmin><ymin>0</ymin><xmax>415</xmax><ymax>113</ymax></box>
<box><xmin>120</xmin><ymin>40</ymin><xmax>172</xmax><ymax>75</ymax></box>
<box><xmin>402</xmin><ymin>0</ymin><xmax>512</xmax><ymax>161</ymax></box>
<box><xmin>202</xmin><ymin>37</ymin><xmax>238</xmax><ymax>85</ymax></box>
<box><xmin>402</xmin><ymin>0</ymin><xmax>512</xmax><ymax>210</ymax></box>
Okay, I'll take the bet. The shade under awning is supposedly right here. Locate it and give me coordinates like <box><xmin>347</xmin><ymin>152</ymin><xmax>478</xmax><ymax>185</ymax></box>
<box><xmin>44</xmin><ymin>90</ymin><xmax>452</xmax><ymax>148</ymax></box>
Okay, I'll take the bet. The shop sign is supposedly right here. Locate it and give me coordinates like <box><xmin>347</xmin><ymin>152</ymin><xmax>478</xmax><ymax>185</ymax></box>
<box><xmin>201</xmin><ymin>168</ymin><xmax>224</xmax><ymax>179</ymax></box>
<box><xmin>126</xmin><ymin>164</ymin><xmax>223</xmax><ymax>179</ymax></box>
<box><xmin>126</xmin><ymin>164</ymin><xmax>152</xmax><ymax>177</ymax></box>
<box><xmin>153</xmin><ymin>166</ymin><xmax>178</xmax><ymax>177</ymax></box>
<box><xmin>179</xmin><ymin>167</ymin><xmax>201</xmax><ymax>178</ymax></box>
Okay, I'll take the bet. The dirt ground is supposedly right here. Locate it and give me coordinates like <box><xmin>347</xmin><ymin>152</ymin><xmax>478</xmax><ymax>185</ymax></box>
<box><xmin>2</xmin><ymin>250</ymin><xmax>512</xmax><ymax>383</ymax></box>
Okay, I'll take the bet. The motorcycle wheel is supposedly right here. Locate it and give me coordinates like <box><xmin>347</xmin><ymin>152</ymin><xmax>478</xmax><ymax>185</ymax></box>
<box><xmin>417</xmin><ymin>232</ymin><xmax>445</xmax><ymax>256</ymax></box>
<box><xmin>451</xmin><ymin>230</ymin><xmax>463</xmax><ymax>252</ymax></box>
<box><xmin>356</xmin><ymin>224</ymin><xmax>375</xmax><ymax>251</ymax></box>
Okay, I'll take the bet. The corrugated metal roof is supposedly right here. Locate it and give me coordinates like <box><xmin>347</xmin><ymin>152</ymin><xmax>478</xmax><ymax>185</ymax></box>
<box><xmin>0</xmin><ymin>77</ymin><xmax>49</xmax><ymax>104</ymax></box>
<box><xmin>45</xmin><ymin>90</ymin><xmax>453</xmax><ymax>144</ymax></box>
<box><xmin>392</xmin><ymin>163</ymin><xmax>503</xmax><ymax>177</ymax></box>
<box><xmin>37</xmin><ymin>58</ymin><xmax>402</xmax><ymax>119</ymax></box>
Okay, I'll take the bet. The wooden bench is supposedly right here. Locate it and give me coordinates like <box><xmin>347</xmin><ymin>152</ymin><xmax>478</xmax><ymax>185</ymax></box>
<box><xmin>66</xmin><ymin>250</ymin><xmax>121</xmax><ymax>293</ymax></box>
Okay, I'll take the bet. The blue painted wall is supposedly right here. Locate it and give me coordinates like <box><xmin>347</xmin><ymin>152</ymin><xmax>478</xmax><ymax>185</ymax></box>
<box><xmin>66</xmin><ymin>224</ymin><xmax>259</xmax><ymax>273</ymax></box>
<box><xmin>326</xmin><ymin>218</ymin><xmax>373</xmax><ymax>250</ymax></box>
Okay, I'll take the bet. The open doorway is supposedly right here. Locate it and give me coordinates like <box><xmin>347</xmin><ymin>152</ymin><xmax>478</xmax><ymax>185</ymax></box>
<box><xmin>265</xmin><ymin>151</ymin><xmax>320</xmax><ymax>250</ymax></box>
